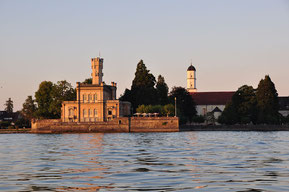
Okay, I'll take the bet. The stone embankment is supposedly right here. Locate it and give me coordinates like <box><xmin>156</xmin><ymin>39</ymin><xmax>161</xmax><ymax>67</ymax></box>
<box><xmin>31</xmin><ymin>117</ymin><xmax>179</xmax><ymax>133</ymax></box>
<box><xmin>180</xmin><ymin>124</ymin><xmax>289</xmax><ymax>131</ymax></box>
<box><xmin>0</xmin><ymin>128</ymin><xmax>31</xmax><ymax>134</ymax></box>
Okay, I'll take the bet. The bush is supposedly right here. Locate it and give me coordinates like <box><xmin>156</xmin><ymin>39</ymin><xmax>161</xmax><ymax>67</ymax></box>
<box><xmin>0</xmin><ymin>121</ymin><xmax>10</xmax><ymax>129</ymax></box>
<box><xmin>192</xmin><ymin>115</ymin><xmax>205</xmax><ymax>123</ymax></box>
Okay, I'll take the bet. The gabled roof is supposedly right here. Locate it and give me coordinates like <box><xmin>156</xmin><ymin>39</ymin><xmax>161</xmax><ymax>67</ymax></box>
<box><xmin>190</xmin><ymin>91</ymin><xmax>235</xmax><ymax>105</ymax></box>
<box><xmin>212</xmin><ymin>107</ymin><xmax>222</xmax><ymax>113</ymax></box>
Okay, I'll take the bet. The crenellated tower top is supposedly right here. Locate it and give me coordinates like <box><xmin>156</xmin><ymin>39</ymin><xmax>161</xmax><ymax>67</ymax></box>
<box><xmin>91</xmin><ymin>57</ymin><xmax>104</xmax><ymax>85</ymax></box>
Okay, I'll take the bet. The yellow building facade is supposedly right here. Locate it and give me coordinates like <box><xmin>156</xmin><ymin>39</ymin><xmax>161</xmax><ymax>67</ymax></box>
<box><xmin>61</xmin><ymin>57</ymin><xmax>131</xmax><ymax>122</ymax></box>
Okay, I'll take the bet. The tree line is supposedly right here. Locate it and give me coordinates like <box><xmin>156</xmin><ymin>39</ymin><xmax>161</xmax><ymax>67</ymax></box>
<box><xmin>119</xmin><ymin>60</ymin><xmax>197</xmax><ymax>124</ymax></box>
<box><xmin>219</xmin><ymin>75</ymin><xmax>288</xmax><ymax>125</ymax></box>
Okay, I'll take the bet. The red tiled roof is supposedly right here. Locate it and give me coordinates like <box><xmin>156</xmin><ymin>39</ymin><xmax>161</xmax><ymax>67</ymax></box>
<box><xmin>190</xmin><ymin>92</ymin><xmax>235</xmax><ymax>105</ymax></box>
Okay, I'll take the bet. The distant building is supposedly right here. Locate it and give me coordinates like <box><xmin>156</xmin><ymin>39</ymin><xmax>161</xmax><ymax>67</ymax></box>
<box><xmin>61</xmin><ymin>57</ymin><xmax>131</xmax><ymax>122</ymax></box>
<box><xmin>279</xmin><ymin>97</ymin><xmax>289</xmax><ymax>117</ymax></box>
<box><xmin>0</xmin><ymin>111</ymin><xmax>20</xmax><ymax>122</ymax></box>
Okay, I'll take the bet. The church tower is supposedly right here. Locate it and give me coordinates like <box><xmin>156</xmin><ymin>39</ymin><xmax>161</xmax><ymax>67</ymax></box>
<box><xmin>91</xmin><ymin>57</ymin><xmax>103</xmax><ymax>85</ymax></box>
<box><xmin>187</xmin><ymin>64</ymin><xmax>197</xmax><ymax>93</ymax></box>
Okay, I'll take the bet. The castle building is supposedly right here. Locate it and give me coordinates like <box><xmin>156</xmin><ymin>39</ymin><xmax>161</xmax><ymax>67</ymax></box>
<box><xmin>61</xmin><ymin>57</ymin><xmax>131</xmax><ymax>122</ymax></box>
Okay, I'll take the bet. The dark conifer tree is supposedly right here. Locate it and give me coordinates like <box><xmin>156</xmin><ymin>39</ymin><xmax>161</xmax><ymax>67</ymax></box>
<box><xmin>4</xmin><ymin>98</ymin><xmax>13</xmax><ymax>114</ymax></box>
<box><xmin>120</xmin><ymin>60</ymin><xmax>157</xmax><ymax>111</ymax></box>
<box><xmin>256</xmin><ymin>75</ymin><xmax>280</xmax><ymax>124</ymax></box>
<box><xmin>156</xmin><ymin>75</ymin><xmax>169</xmax><ymax>105</ymax></box>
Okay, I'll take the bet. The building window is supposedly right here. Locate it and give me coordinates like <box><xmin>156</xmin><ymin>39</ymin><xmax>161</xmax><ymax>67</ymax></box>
<box><xmin>83</xmin><ymin>109</ymin><xmax>87</xmax><ymax>117</ymax></box>
<box><xmin>69</xmin><ymin>108</ymin><xmax>74</xmax><ymax>116</ymax></box>
<box><xmin>83</xmin><ymin>94</ymin><xmax>87</xmax><ymax>102</ymax></box>
<box><xmin>94</xmin><ymin>109</ymin><xmax>97</xmax><ymax>116</ymax></box>
<box><xmin>108</xmin><ymin>110</ymin><xmax>112</xmax><ymax>115</ymax></box>
<box><xmin>88</xmin><ymin>109</ymin><xmax>91</xmax><ymax>116</ymax></box>
<box><xmin>88</xmin><ymin>94</ymin><xmax>91</xmax><ymax>102</ymax></box>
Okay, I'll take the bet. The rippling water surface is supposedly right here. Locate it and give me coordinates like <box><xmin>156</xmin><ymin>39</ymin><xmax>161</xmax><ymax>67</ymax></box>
<box><xmin>0</xmin><ymin>132</ymin><xmax>289</xmax><ymax>191</ymax></box>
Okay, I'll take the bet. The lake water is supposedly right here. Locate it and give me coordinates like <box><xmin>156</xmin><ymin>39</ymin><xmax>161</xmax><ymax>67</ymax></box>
<box><xmin>0</xmin><ymin>132</ymin><xmax>289</xmax><ymax>192</ymax></box>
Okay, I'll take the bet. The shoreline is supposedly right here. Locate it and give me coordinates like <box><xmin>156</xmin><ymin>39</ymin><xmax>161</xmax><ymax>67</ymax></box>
<box><xmin>180</xmin><ymin>124</ymin><xmax>289</xmax><ymax>131</ymax></box>
<box><xmin>1</xmin><ymin>124</ymin><xmax>289</xmax><ymax>134</ymax></box>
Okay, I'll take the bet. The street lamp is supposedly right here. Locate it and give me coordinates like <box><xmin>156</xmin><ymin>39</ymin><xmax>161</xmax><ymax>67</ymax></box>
<box><xmin>174</xmin><ymin>97</ymin><xmax>177</xmax><ymax>117</ymax></box>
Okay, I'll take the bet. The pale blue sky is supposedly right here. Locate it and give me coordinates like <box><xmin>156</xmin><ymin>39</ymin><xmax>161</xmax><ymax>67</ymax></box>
<box><xmin>1</xmin><ymin>0</ymin><xmax>289</xmax><ymax>110</ymax></box>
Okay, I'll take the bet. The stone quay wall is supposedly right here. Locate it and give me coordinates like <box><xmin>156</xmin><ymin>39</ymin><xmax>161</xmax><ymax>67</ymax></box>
<box><xmin>130</xmin><ymin>117</ymin><xmax>179</xmax><ymax>132</ymax></box>
<box><xmin>31</xmin><ymin>117</ymin><xmax>179</xmax><ymax>133</ymax></box>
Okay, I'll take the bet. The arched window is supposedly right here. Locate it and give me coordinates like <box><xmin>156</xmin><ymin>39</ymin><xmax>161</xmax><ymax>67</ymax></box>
<box><xmin>69</xmin><ymin>108</ymin><xmax>74</xmax><ymax>116</ymax></box>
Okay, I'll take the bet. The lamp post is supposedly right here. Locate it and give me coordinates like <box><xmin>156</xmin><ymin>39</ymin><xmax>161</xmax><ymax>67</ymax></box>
<box><xmin>174</xmin><ymin>97</ymin><xmax>177</xmax><ymax>117</ymax></box>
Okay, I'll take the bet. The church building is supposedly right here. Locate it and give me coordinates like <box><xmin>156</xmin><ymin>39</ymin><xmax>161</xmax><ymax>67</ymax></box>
<box><xmin>61</xmin><ymin>57</ymin><xmax>131</xmax><ymax>122</ymax></box>
<box><xmin>187</xmin><ymin>64</ymin><xmax>289</xmax><ymax>119</ymax></box>
<box><xmin>187</xmin><ymin>64</ymin><xmax>234</xmax><ymax>119</ymax></box>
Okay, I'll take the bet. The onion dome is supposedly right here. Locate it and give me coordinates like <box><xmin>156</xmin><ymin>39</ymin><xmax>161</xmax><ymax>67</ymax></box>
<box><xmin>187</xmin><ymin>64</ymin><xmax>196</xmax><ymax>71</ymax></box>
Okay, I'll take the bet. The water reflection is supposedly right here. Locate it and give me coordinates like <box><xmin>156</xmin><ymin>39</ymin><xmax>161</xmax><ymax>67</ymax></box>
<box><xmin>0</xmin><ymin>132</ymin><xmax>289</xmax><ymax>191</ymax></box>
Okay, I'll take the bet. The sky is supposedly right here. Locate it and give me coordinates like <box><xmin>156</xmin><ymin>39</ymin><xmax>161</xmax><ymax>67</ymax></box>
<box><xmin>0</xmin><ymin>0</ymin><xmax>289</xmax><ymax>111</ymax></box>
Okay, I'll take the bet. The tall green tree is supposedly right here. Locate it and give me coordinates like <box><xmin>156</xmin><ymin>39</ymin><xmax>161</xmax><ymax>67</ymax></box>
<box><xmin>4</xmin><ymin>98</ymin><xmax>13</xmax><ymax>114</ymax></box>
<box><xmin>218</xmin><ymin>101</ymin><xmax>239</xmax><ymax>125</ymax></box>
<box><xmin>169</xmin><ymin>87</ymin><xmax>196</xmax><ymax>124</ymax></box>
<box><xmin>35</xmin><ymin>81</ymin><xmax>54</xmax><ymax>118</ymax></box>
<box><xmin>156</xmin><ymin>75</ymin><xmax>169</xmax><ymax>105</ymax></box>
<box><xmin>233</xmin><ymin>85</ymin><xmax>257</xmax><ymax>123</ymax></box>
<box><xmin>49</xmin><ymin>80</ymin><xmax>76</xmax><ymax>118</ymax></box>
<box><xmin>120</xmin><ymin>60</ymin><xmax>157</xmax><ymax>111</ymax></box>
<box><xmin>21</xmin><ymin>96</ymin><xmax>37</xmax><ymax>121</ymax></box>
<box><xmin>219</xmin><ymin>85</ymin><xmax>257</xmax><ymax>124</ymax></box>
<box><xmin>35</xmin><ymin>80</ymin><xmax>76</xmax><ymax>119</ymax></box>
<box><xmin>256</xmin><ymin>75</ymin><xmax>280</xmax><ymax>124</ymax></box>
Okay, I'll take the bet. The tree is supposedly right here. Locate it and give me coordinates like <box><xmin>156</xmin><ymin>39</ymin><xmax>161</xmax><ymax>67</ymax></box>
<box><xmin>83</xmin><ymin>78</ymin><xmax>92</xmax><ymax>84</ymax></box>
<box><xmin>21</xmin><ymin>96</ymin><xmax>37</xmax><ymax>121</ymax></box>
<box><xmin>256</xmin><ymin>75</ymin><xmax>279</xmax><ymax>124</ymax></box>
<box><xmin>232</xmin><ymin>85</ymin><xmax>257</xmax><ymax>124</ymax></box>
<box><xmin>34</xmin><ymin>80</ymin><xmax>76</xmax><ymax>119</ymax></box>
<box><xmin>49</xmin><ymin>80</ymin><xmax>76</xmax><ymax>118</ymax></box>
<box><xmin>169</xmin><ymin>87</ymin><xmax>196</xmax><ymax>124</ymax></box>
<box><xmin>163</xmin><ymin>104</ymin><xmax>174</xmax><ymax>117</ymax></box>
<box><xmin>218</xmin><ymin>101</ymin><xmax>238</xmax><ymax>125</ymax></box>
<box><xmin>4</xmin><ymin>98</ymin><xmax>13</xmax><ymax>114</ymax></box>
<box><xmin>120</xmin><ymin>60</ymin><xmax>157</xmax><ymax>111</ymax></box>
<box><xmin>156</xmin><ymin>75</ymin><xmax>169</xmax><ymax>105</ymax></box>
<box><xmin>218</xmin><ymin>85</ymin><xmax>257</xmax><ymax>124</ymax></box>
<box><xmin>35</xmin><ymin>81</ymin><xmax>54</xmax><ymax>118</ymax></box>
